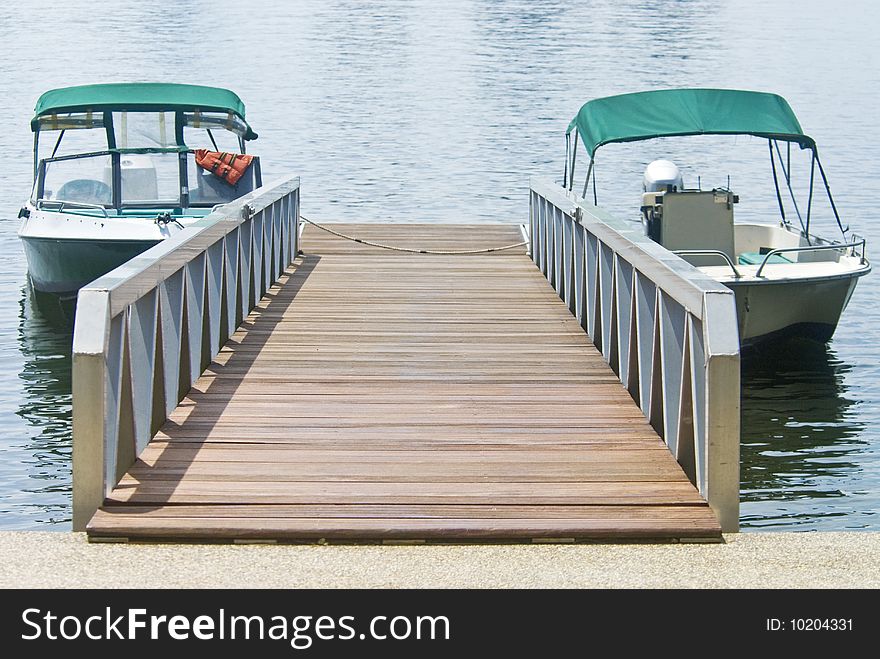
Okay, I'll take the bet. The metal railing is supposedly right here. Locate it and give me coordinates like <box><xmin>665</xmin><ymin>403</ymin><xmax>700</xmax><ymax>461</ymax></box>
<box><xmin>673</xmin><ymin>250</ymin><xmax>743</xmax><ymax>279</ymax></box>
<box><xmin>36</xmin><ymin>198</ymin><xmax>110</xmax><ymax>217</ymax></box>
<box><xmin>754</xmin><ymin>239</ymin><xmax>867</xmax><ymax>277</ymax></box>
<box><xmin>530</xmin><ymin>177</ymin><xmax>741</xmax><ymax>531</ymax></box>
<box><xmin>71</xmin><ymin>176</ymin><xmax>301</xmax><ymax>530</ymax></box>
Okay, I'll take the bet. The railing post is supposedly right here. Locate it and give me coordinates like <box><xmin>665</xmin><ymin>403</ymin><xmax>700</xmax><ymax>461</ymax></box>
<box><xmin>71</xmin><ymin>289</ymin><xmax>111</xmax><ymax>531</ymax></box>
<box><xmin>703</xmin><ymin>291</ymin><xmax>741</xmax><ymax>532</ymax></box>
<box><xmin>293</xmin><ymin>187</ymin><xmax>301</xmax><ymax>257</ymax></box>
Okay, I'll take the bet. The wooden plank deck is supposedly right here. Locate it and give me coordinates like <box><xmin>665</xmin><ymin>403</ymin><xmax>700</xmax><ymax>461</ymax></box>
<box><xmin>87</xmin><ymin>223</ymin><xmax>722</xmax><ymax>542</ymax></box>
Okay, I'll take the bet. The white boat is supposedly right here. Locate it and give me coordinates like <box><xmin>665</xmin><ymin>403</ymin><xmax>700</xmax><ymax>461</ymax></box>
<box><xmin>18</xmin><ymin>83</ymin><xmax>262</xmax><ymax>295</ymax></box>
<box><xmin>564</xmin><ymin>88</ymin><xmax>870</xmax><ymax>347</ymax></box>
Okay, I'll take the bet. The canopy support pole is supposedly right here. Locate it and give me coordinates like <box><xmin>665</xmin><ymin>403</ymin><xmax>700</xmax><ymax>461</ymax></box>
<box><xmin>814</xmin><ymin>152</ymin><xmax>847</xmax><ymax>239</ymax></box>
<box><xmin>786</xmin><ymin>142</ymin><xmax>791</xmax><ymax>184</ymax></box>
<box><xmin>50</xmin><ymin>130</ymin><xmax>65</xmax><ymax>159</ymax></box>
<box><xmin>592</xmin><ymin>159</ymin><xmax>598</xmax><ymax>205</ymax></box>
<box><xmin>564</xmin><ymin>133</ymin><xmax>570</xmax><ymax>190</ymax></box>
<box><xmin>768</xmin><ymin>140</ymin><xmax>787</xmax><ymax>226</ymax></box>
<box><xmin>773</xmin><ymin>140</ymin><xmax>807</xmax><ymax>238</ymax></box>
<box><xmin>32</xmin><ymin>132</ymin><xmax>39</xmax><ymax>181</ymax></box>
<box><xmin>581</xmin><ymin>159</ymin><xmax>594</xmax><ymax>201</ymax></box>
<box><xmin>805</xmin><ymin>152</ymin><xmax>816</xmax><ymax>240</ymax></box>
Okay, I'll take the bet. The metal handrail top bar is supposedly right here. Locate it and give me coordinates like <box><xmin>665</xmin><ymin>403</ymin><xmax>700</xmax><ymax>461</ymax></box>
<box><xmin>673</xmin><ymin>250</ymin><xmax>743</xmax><ymax>279</ymax></box>
<box><xmin>35</xmin><ymin>198</ymin><xmax>109</xmax><ymax>218</ymax></box>
<box><xmin>755</xmin><ymin>239</ymin><xmax>868</xmax><ymax>277</ymax></box>
<box><xmin>532</xmin><ymin>176</ymin><xmax>730</xmax><ymax>315</ymax></box>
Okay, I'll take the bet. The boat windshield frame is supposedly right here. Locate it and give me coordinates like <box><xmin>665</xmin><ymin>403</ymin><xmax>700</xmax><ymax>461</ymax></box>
<box><xmin>31</xmin><ymin>106</ymin><xmax>256</xmax><ymax>180</ymax></box>
<box><xmin>33</xmin><ymin>148</ymin><xmax>262</xmax><ymax>212</ymax></box>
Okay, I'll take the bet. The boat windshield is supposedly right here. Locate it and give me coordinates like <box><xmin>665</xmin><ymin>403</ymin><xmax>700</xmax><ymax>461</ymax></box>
<box><xmin>34</xmin><ymin>150</ymin><xmax>261</xmax><ymax>211</ymax></box>
<box><xmin>41</xmin><ymin>153</ymin><xmax>114</xmax><ymax>206</ymax></box>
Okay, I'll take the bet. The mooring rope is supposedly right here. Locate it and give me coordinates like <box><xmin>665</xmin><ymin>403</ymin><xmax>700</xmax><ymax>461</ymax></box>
<box><xmin>300</xmin><ymin>216</ymin><xmax>527</xmax><ymax>255</ymax></box>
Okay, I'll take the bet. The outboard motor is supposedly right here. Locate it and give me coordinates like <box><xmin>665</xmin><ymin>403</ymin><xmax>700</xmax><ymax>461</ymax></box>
<box><xmin>643</xmin><ymin>159</ymin><xmax>683</xmax><ymax>193</ymax></box>
<box><xmin>641</xmin><ymin>160</ymin><xmax>683</xmax><ymax>242</ymax></box>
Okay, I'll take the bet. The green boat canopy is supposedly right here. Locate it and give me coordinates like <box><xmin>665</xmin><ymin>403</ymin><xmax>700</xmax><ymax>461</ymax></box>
<box><xmin>32</xmin><ymin>82</ymin><xmax>257</xmax><ymax>140</ymax></box>
<box><xmin>567</xmin><ymin>88</ymin><xmax>814</xmax><ymax>157</ymax></box>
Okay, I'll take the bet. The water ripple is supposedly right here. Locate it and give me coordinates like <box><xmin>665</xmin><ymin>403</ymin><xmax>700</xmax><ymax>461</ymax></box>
<box><xmin>0</xmin><ymin>0</ymin><xmax>878</xmax><ymax>530</ymax></box>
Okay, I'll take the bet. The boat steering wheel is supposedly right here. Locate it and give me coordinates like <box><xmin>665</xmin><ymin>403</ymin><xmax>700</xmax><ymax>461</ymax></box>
<box><xmin>56</xmin><ymin>179</ymin><xmax>112</xmax><ymax>205</ymax></box>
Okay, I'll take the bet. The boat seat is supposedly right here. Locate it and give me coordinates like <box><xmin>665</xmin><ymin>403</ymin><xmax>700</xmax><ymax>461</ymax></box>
<box><xmin>737</xmin><ymin>251</ymin><xmax>793</xmax><ymax>265</ymax></box>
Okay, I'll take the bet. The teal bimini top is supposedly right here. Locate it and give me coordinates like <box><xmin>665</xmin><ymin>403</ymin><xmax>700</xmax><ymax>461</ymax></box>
<box><xmin>567</xmin><ymin>88</ymin><xmax>814</xmax><ymax>157</ymax></box>
<box><xmin>31</xmin><ymin>82</ymin><xmax>257</xmax><ymax>140</ymax></box>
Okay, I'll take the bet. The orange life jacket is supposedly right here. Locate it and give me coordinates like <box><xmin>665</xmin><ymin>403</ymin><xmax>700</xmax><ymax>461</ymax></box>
<box><xmin>194</xmin><ymin>149</ymin><xmax>255</xmax><ymax>186</ymax></box>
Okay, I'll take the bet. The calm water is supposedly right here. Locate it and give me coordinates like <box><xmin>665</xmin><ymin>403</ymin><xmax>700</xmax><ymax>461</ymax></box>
<box><xmin>0</xmin><ymin>0</ymin><xmax>877</xmax><ymax>530</ymax></box>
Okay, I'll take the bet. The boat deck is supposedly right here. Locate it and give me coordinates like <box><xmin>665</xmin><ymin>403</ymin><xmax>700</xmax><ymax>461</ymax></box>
<box><xmin>87</xmin><ymin>223</ymin><xmax>721</xmax><ymax>542</ymax></box>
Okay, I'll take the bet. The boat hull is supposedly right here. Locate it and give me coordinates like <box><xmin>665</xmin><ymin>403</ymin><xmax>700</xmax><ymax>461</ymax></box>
<box><xmin>17</xmin><ymin>204</ymin><xmax>198</xmax><ymax>295</ymax></box>
<box><xmin>727</xmin><ymin>275</ymin><xmax>859</xmax><ymax>348</ymax></box>
<box><xmin>21</xmin><ymin>235</ymin><xmax>159</xmax><ymax>294</ymax></box>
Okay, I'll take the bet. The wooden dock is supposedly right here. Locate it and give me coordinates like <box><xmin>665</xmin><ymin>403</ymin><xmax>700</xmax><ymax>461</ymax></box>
<box><xmin>86</xmin><ymin>223</ymin><xmax>721</xmax><ymax>542</ymax></box>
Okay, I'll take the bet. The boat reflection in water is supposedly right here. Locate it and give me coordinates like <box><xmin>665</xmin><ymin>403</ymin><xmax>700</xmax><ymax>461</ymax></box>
<box><xmin>12</xmin><ymin>282</ymin><xmax>74</xmax><ymax>527</ymax></box>
<box><xmin>739</xmin><ymin>339</ymin><xmax>871</xmax><ymax>530</ymax></box>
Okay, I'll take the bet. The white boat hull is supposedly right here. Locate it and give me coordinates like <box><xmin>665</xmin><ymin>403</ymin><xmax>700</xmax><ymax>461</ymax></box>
<box><xmin>692</xmin><ymin>223</ymin><xmax>870</xmax><ymax>348</ymax></box>
<box><xmin>18</xmin><ymin>206</ymin><xmax>193</xmax><ymax>294</ymax></box>
<box><xmin>20</xmin><ymin>235</ymin><xmax>160</xmax><ymax>294</ymax></box>
<box><xmin>727</xmin><ymin>275</ymin><xmax>859</xmax><ymax>347</ymax></box>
